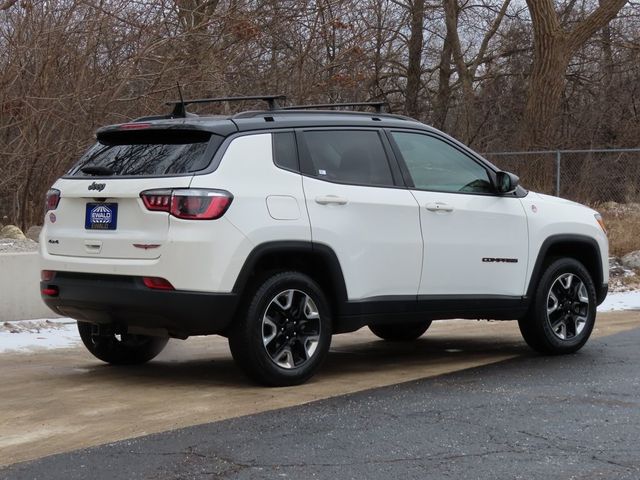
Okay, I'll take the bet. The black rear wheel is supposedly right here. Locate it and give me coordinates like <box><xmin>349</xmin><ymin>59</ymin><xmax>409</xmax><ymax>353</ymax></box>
<box><xmin>77</xmin><ymin>322</ymin><xmax>168</xmax><ymax>365</ymax></box>
<box><xmin>369</xmin><ymin>321</ymin><xmax>432</xmax><ymax>341</ymax></box>
<box><xmin>228</xmin><ymin>271</ymin><xmax>332</xmax><ymax>386</ymax></box>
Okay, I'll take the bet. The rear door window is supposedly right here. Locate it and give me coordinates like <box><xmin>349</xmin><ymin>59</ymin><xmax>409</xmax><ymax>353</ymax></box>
<box><xmin>68</xmin><ymin>130</ymin><xmax>222</xmax><ymax>177</ymax></box>
<box><xmin>299</xmin><ymin>130</ymin><xmax>394</xmax><ymax>187</ymax></box>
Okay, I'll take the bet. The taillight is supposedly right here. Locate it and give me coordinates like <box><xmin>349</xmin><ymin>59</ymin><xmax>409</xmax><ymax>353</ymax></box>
<box><xmin>41</xmin><ymin>270</ymin><xmax>58</xmax><ymax>296</ymax></box>
<box><xmin>142</xmin><ymin>277</ymin><xmax>174</xmax><ymax>290</ymax></box>
<box><xmin>45</xmin><ymin>189</ymin><xmax>61</xmax><ymax>211</ymax></box>
<box><xmin>141</xmin><ymin>190</ymin><xmax>172</xmax><ymax>211</ymax></box>
<box><xmin>41</xmin><ymin>270</ymin><xmax>56</xmax><ymax>281</ymax></box>
<box><xmin>170</xmin><ymin>190</ymin><xmax>233</xmax><ymax>220</ymax></box>
<box><xmin>140</xmin><ymin>189</ymin><xmax>233</xmax><ymax>220</ymax></box>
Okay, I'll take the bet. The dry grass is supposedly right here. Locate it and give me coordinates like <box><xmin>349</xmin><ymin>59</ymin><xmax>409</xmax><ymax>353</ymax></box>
<box><xmin>597</xmin><ymin>203</ymin><xmax>640</xmax><ymax>257</ymax></box>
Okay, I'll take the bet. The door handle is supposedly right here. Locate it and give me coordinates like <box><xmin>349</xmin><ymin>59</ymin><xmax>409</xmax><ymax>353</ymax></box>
<box><xmin>425</xmin><ymin>202</ymin><xmax>454</xmax><ymax>212</ymax></box>
<box><xmin>315</xmin><ymin>195</ymin><xmax>348</xmax><ymax>206</ymax></box>
<box><xmin>84</xmin><ymin>240</ymin><xmax>103</xmax><ymax>254</ymax></box>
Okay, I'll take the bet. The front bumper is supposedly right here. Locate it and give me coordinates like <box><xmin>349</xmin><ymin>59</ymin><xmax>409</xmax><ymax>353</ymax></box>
<box><xmin>41</xmin><ymin>272</ymin><xmax>238</xmax><ymax>337</ymax></box>
<box><xmin>597</xmin><ymin>283</ymin><xmax>609</xmax><ymax>306</ymax></box>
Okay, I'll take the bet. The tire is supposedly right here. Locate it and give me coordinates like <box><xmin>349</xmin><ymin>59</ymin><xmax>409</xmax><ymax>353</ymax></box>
<box><xmin>518</xmin><ymin>258</ymin><xmax>597</xmax><ymax>354</ymax></box>
<box><xmin>369</xmin><ymin>321</ymin><xmax>432</xmax><ymax>341</ymax></box>
<box><xmin>228</xmin><ymin>271</ymin><xmax>332</xmax><ymax>387</ymax></box>
<box><xmin>77</xmin><ymin>321</ymin><xmax>168</xmax><ymax>365</ymax></box>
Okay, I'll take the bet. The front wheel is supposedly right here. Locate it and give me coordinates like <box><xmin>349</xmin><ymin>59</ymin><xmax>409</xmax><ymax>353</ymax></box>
<box><xmin>369</xmin><ymin>321</ymin><xmax>432</xmax><ymax>341</ymax></box>
<box><xmin>518</xmin><ymin>258</ymin><xmax>597</xmax><ymax>354</ymax></box>
<box><xmin>228</xmin><ymin>271</ymin><xmax>333</xmax><ymax>387</ymax></box>
<box><xmin>77</xmin><ymin>321</ymin><xmax>168</xmax><ymax>365</ymax></box>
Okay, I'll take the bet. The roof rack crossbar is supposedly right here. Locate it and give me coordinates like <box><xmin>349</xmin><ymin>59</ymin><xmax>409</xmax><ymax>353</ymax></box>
<box><xmin>167</xmin><ymin>95</ymin><xmax>286</xmax><ymax>117</ymax></box>
<box><xmin>281</xmin><ymin>102</ymin><xmax>387</xmax><ymax>113</ymax></box>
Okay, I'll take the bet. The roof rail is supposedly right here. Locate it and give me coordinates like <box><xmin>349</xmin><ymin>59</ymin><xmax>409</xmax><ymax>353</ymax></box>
<box><xmin>167</xmin><ymin>95</ymin><xmax>287</xmax><ymax>117</ymax></box>
<box><xmin>281</xmin><ymin>102</ymin><xmax>387</xmax><ymax>113</ymax></box>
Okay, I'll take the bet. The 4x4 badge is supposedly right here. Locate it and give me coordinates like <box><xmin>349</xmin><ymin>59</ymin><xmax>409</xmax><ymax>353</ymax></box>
<box><xmin>88</xmin><ymin>182</ymin><xmax>106</xmax><ymax>192</ymax></box>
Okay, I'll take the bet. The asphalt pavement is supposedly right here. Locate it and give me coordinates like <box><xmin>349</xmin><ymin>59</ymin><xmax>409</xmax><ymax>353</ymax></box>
<box><xmin>3</xmin><ymin>326</ymin><xmax>639</xmax><ymax>480</ymax></box>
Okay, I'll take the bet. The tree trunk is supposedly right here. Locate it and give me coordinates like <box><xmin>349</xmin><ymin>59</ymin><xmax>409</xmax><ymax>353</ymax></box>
<box><xmin>521</xmin><ymin>31</ymin><xmax>570</xmax><ymax>147</ymax></box>
<box><xmin>404</xmin><ymin>0</ymin><xmax>425</xmax><ymax>118</ymax></box>
<box><xmin>598</xmin><ymin>0</ymin><xmax>616</xmax><ymax>146</ymax></box>
<box><xmin>521</xmin><ymin>0</ymin><xmax>627</xmax><ymax>148</ymax></box>
<box><xmin>433</xmin><ymin>29</ymin><xmax>453</xmax><ymax>130</ymax></box>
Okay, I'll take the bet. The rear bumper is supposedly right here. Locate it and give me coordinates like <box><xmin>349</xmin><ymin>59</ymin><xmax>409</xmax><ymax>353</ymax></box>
<box><xmin>41</xmin><ymin>272</ymin><xmax>238</xmax><ymax>337</ymax></box>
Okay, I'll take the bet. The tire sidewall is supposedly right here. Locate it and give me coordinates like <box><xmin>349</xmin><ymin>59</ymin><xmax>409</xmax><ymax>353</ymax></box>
<box><xmin>77</xmin><ymin>321</ymin><xmax>168</xmax><ymax>364</ymax></box>
<box><xmin>240</xmin><ymin>271</ymin><xmax>333</xmax><ymax>385</ymax></box>
<box><xmin>534</xmin><ymin>258</ymin><xmax>597</xmax><ymax>352</ymax></box>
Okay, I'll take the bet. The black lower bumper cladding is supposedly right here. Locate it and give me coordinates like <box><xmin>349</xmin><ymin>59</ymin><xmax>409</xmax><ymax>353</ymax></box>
<box><xmin>41</xmin><ymin>272</ymin><xmax>238</xmax><ymax>337</ymax></box>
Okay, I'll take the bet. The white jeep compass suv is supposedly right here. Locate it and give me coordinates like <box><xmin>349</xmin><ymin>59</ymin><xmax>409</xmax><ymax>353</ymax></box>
<box><xmin>40</xmin><ymin>96</ymin><xmax>609</xmax><ymax>386</ymax></box>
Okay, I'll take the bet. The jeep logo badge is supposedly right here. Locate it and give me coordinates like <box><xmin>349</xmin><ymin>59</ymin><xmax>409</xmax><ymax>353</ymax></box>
<box><xmin>88</xmin><ymin>182</ymin><xmax>106</xmax><ymax>192</ymax></box>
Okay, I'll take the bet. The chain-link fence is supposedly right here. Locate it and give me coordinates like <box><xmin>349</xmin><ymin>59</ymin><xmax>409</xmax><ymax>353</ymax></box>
<box><xmin>484</xmin><ymin>149</ymin><xmax>640</xmax><ymax>204</ymax></box>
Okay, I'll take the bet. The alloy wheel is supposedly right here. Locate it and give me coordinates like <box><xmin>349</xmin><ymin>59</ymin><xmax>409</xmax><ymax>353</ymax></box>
<box><xmin>546</xmin><ymin>273</ymin><xmax>589</xmax><ymax>340</ymax></box>
<box><xmin>262</xmin><ymin>289</ymin><xmax>321</xmax><ymax>369</ymax></box>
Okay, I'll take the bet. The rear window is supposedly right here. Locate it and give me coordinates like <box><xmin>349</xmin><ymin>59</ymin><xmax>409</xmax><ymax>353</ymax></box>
<box><xmin>68</xmin><ymin>130</ymin><xmax>222</xmax><ymax>177</ymax></box>
<box><xmin>273</xmin><ymin>132</ymin><xmax>299</xmax><ymax>171</ymax></box>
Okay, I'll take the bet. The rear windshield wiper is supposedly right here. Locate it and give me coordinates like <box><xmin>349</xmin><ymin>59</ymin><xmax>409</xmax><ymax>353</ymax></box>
<box><xmin>80</xmin><ymin>166</ymin><xmax>115</xmax><ymax>176</ymax></box>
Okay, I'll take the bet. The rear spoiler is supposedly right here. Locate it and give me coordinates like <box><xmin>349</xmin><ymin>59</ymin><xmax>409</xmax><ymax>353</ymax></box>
<box><xmin>95</xmin><ymin>121</ymin><xmax>237</xmax><ymax>142</ymax></box>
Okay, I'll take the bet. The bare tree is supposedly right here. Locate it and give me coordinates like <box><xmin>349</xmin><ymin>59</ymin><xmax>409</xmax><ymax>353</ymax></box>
<box><xmin>404</xmin><ymin>0</ymin><xmax>426</xmax><ymax>118</ymax></box>
<box><xmin>522</xmin><ymin>0</ymin><xmax>628</xmax><ymax>147</ymax></box>
<box><xmin>0</xmin><ymin>0</ymin><xmax>638</xmax><ymax>226</ymax></box>
<box><xmin>440</xmin><ymin>0</ymin><xmax>512</xmax><ymax>144</ymax></box>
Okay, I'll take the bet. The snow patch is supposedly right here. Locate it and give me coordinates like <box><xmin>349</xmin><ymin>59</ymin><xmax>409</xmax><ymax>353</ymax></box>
<box><xmin>0</xmin><ymin>318</ymin><xmax>79</xmax><ymax>353</ymax></box>
<box><xmin>597</xmin><ymin>290</ymin><xmax>640</xmax><ymax>312</ymax></box>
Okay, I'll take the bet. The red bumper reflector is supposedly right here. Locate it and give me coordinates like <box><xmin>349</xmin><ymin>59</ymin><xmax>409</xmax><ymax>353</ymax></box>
<box><xmin>142</xmin><ymin>277</ymin><xmax>174</xmax><ymax>290</ymax></box>
<box><xmin>42</xmin><ymin>287</ymin><xmax>59</xmax><ymax>297</ymax></box>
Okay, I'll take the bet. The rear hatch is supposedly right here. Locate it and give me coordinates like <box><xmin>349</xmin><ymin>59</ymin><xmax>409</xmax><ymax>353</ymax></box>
<box><xmin>45</xmin><ymin>127</ymin><xmax>222</xmax><ymax>260</ymax></box>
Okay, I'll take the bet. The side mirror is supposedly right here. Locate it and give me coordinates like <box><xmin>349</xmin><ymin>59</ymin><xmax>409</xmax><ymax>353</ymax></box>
<box><xmin>495</xmin><ymin>171</ymin><xmax>519</xmax><ymax>194</ymax></box>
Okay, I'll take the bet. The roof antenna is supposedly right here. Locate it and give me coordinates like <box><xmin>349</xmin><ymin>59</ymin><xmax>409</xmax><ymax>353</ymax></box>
<box><xmin>172</xmin><ymin>82</ymin><xmax>187</xmax><ymax>118</ymax></box>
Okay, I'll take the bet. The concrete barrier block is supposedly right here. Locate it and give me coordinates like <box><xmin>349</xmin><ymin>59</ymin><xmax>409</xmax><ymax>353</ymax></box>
<box><xmin>0</xmin><ymin>252</ymin><xmax>59</xmax><ymax>321</ymax></box>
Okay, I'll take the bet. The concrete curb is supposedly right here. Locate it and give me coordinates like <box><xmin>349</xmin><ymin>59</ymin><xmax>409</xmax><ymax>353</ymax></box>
<box><xmin>0</xmin><ymin>252</ymin><xmax>58</xmax><ymax>321</ymax></box>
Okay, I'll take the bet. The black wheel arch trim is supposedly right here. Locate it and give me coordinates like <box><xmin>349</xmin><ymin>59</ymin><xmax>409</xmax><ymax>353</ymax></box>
<box><xmin>231</xmin><ymin>240</ymin><xmax>349</xmax><ymax>307</ymax></box>
<box><xmin>526</xmin><ymin>234</ymin><xmax>607</xmax><ymax>305</ymax></box>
